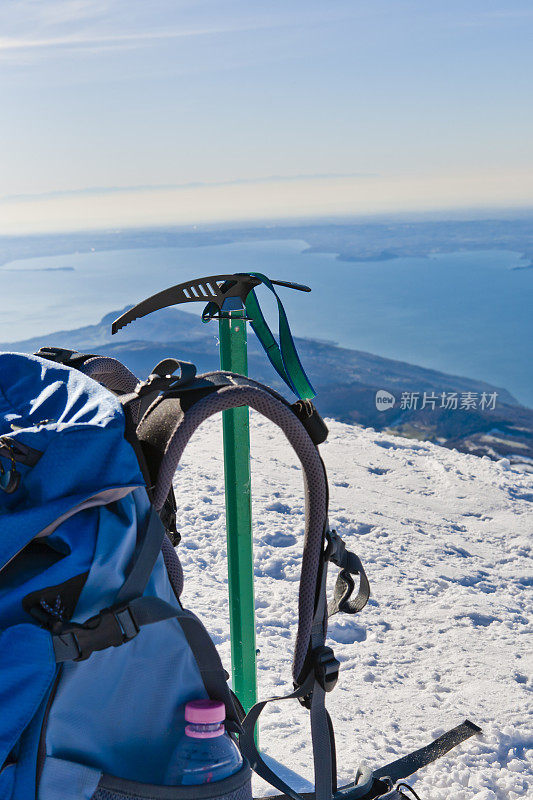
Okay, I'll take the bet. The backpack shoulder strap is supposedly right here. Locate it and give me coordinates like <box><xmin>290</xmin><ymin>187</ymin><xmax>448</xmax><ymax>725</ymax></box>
<box><xmin>136</xmin><ymin>371</ymin><xmax>347</xmax><ymax>800</ymax></box>
<box><xmin>139</xmin><ymin>373</ymin><xmax>329</xmax><ymax>680</ymax></box>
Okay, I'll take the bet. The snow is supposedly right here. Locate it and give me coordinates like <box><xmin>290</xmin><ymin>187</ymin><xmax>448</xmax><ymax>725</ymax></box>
<box><xmin>173</xmin><ymin>415</ymin><xmax>533</xmax><ymax>800</ymax></box>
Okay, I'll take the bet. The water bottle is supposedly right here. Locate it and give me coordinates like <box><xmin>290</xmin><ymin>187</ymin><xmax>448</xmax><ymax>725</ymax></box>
<box><xmin>165</xmin><ymin>699</ymin><xmax>243</xmax><ymax>785</ymax></box>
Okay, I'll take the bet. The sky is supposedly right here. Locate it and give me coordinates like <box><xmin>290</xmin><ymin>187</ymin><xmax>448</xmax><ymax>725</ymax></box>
<box><xmin>1</xmin><ymin>0</ymin><xmax>532</xmax><ymax>233</ymax></box>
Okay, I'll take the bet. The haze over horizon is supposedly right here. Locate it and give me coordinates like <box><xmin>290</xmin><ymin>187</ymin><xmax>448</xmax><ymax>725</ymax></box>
<box><xmin>1</xmin><ymin>1</ymin><xmax>532</xmax><ymax>233</ymax></box>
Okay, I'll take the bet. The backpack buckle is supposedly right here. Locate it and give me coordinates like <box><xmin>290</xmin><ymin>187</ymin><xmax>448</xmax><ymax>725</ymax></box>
<box><xmin>35</xmin><ymin>347</ymin><xmax>98</xmax><ymax>369</ymax></box>
<box><xmin>325</xmin><ymin>529</ymin><xmax>345</xmax><ymax>565</ymax></box>
<box><xmin>312</xmin><ymin>645</ymin><xmax>340</xmax><ymax>692</ymax></box>
<box><xmin>35</xmin><ymin>346</ymin><xmax>79</xmax><ymax>364</ymax></box>
<box><xmin>132</xmin><ymin>360</ymin><xmax>198</xmax><ymax>399</ymax></box>
<box><xmin>326</xmin><ymin>529</ymin><xmax>364</xmax><ymax>575</ymax></box>
<box><xmin>53</xmin><ymin>604</ymin><xmax>140</xmax><ymax>662</ymax></box>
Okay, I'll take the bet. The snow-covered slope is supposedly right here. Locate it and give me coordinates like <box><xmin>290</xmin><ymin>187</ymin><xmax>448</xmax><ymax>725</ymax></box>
<box><xmin>173</xmin><ymin>416</ymin><xmax>532</xmax><ymax>800</ymax></box>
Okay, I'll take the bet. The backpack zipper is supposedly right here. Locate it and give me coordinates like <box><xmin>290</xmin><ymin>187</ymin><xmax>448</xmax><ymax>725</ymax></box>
<box><xmin>35</xmin><ymin>667</ymin><xmax>62</xmax><ymax>798</ymax></box>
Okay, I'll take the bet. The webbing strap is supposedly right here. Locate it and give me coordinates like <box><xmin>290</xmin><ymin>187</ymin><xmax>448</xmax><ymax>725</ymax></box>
<box><xmin>373</xmin><ymin>720</ymin><xmax>482</xmax><ymax>784</ymax></box>
<box><xmin>239</xmin><ymin>674</ymin><xmax>316</xmax><ymax>800</ymax></box>
<box><xmin>309</xmin><ymin>545</ymin><xmax>335</xmax><ymax>800</ymax></box>
<box><xmin>241</xmin><ymin>544</ymin><xmax>336</xmax><ymax>800</ymax></box>
<box><xmin>325</xmin><ymin>531</ymin><xmax>370</xmax><ymax>617</ymax></box>
<box><xmin>115</xmin><ymin>508</ymin><xmax>165</xmax><ymax>604</ymax></box>
<box><xmin>242</xmin><ymin>272</ymin><xmax>315</xmax><ymax>400</ymax></box>
<box><xmin>239</xmin><ymin>674</ymin><xmax>337</xmax><ymax>800</ymax></box>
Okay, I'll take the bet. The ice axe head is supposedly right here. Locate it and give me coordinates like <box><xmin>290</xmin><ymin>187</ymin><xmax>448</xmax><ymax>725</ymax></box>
<box><xmin>111</xmin><ymin>273</ymin><xmax>310</xmax><ymax>334</ymax></box>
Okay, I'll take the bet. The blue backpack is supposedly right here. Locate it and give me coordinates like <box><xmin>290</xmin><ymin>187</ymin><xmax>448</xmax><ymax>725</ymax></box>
<box><xmin>0</xmin><ymin>349</ymin><xmax>480</xmax><ymax>800</ymax></box>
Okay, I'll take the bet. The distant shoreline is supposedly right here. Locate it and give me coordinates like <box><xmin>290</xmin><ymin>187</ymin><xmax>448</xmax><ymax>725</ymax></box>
<box><xmin>0</xmin><ymin>216</ymin><xmax>532</xmax><ymax>269</ymax></box>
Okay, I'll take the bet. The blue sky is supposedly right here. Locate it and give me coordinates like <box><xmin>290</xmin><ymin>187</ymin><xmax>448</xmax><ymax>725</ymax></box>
<box><xmin>1</xmin><ymin>0</ymin><xmax>532</xmax><ymax>232</ymax></box>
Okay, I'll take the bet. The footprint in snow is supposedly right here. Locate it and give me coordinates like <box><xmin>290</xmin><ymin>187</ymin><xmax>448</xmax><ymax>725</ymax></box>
<box><xmin>509</xmin><ymin>490</ymin><xmax>533</xmax><ymax>503</ymax></box>
<box><xmin>200</xmin><ymin>511</ymin><xmax>220</xmax><ymax>521</ymax></box>
<box><xmin>443</xmin><ymin>545</ymin><xmax>472</xmax><ymax>557</ymax></box>
<box><xmin>328</xmin><ymin>620</ymin><xmax>367</xmax><ymax>644</ymax></box>
<box><xmin>368</xmin><ymin>466</ymin><xmax>390</xmax><ymax>475</ymax></box>
<box><xmin>353</xmin><ymin>522</ymin><xmax>374</xmax><ymax>535</ymax></box>
<box><xmin>263</xmin><ymin>532</ymin><xmax>297</xmax><ymax>547</ymax></box>
<box><xmin>256</xmin><ymin>558</ymin><xmax>294</xmax><ymax>580</ymax></box>
<box><xmin>461</xmin><ymin>512</ymin><xmax>494</xmax><ymax>523</ymax></box>
<box><xmin>265</xmin><ymin>501</ymin><xmax>292</xmax><ymax>514</ymax></box>
<box><xmin>375</xmin><ymin>440</ymin><xmax>427</xmax><ymax>452</ymax></box>
<box><xmin>331</xmin><ymin>521</ymin><xmax>374</xmax><ymax>537</ymax></box>
<box><xmin>456</xmin><ymin>612</ymin><xmax>500</xmax><ymax>627</ymax></box>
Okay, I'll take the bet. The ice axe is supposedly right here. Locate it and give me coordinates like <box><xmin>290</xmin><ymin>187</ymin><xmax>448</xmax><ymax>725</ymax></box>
<box><xmin>112</xmin><ymin>272</ymin><xmax>314</xmax><ymax>716</ymax></box>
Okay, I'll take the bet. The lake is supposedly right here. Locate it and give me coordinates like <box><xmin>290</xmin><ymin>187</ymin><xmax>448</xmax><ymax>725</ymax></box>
<box><xmin>1</xmin><ymin>239</ymin><xmax>531</xmax><ymax>406</ymax></box>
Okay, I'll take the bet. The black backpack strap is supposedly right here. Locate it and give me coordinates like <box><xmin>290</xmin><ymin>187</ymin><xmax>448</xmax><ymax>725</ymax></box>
<box><xmin>373</xmin><ymin>720</ymin><xmax>482</xmax><ymax>785</ymax></box>
<box><xmin>143</xmin><ymin>379</ymin><xmax>329</xmax><ymax>684</ymax></box>
<box><xmin>325</xmin><ymin>530</ymin><xmax>370</xmax><ymax>617</ymax></box>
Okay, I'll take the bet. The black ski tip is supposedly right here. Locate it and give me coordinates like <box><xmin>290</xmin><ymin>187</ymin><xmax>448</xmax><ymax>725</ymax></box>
<box><xmin>463</xmin><ymin>719</ymin><xmax>482</xmax><ymax>734</ymax></box>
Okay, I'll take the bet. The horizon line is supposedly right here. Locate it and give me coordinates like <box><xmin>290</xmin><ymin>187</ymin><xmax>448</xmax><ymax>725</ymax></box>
<box><xmin>0</xmin><ymin>173</ymin><xmax>379</xmax><ymax>204</ymax></box>
<box><xmin>1</xmin><ymin>206</ymin><xmax>533</xmax><ymax>241</ymax></box>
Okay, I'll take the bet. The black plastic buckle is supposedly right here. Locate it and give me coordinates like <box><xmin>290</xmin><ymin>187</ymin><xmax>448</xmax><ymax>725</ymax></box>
<box><xmin>35</xmin><ymin>347</ymin><xmax>98</xmax><ymax>370</ymax></box>
<box><xmin>35</xmin><ymin>346</ymin><xmax>79</xmax><ymax>364</ymax></box>
<box><xmin>133</xmin><ymin>364</ymin><xmax>197</xmax><ymax>400</ymax></box>
<box><xmin>325</xmin><ymin>530</ymin><xmax>363</xmax><ymax>577</ymax></box>
<box><xmin>290</xmin><ymin>399</ymin><xmax>328</xmax><ymax>445</ymax></box>
<box><xmin>312</xmin><ymin>645</ymin><xmax>340</xmax><ymax>692</ymax></box>
<box><xmin>325</xmin><ymin>529</ymin><xmax>346</xmax><ymax>566</ymax></box>
<box><xmin>61</xmin><ymin>604</ymin><xmax>140</xmax><ymax>662</ymax></box>
<box><xmin>133</xmin><ymin>374</ymin><xmax>175</xmax><ymax>396</ymax></box>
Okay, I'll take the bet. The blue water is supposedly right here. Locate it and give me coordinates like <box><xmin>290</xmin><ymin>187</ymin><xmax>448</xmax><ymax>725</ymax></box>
<box><xmin>1</xmin><ymin>239</ymin><xmax>531</xmax><ymax>406</ymax></box>
<box><xmin>165</xmin><ymin>729</ymin><xmax>242</xmax><ymax>786</ymax></box>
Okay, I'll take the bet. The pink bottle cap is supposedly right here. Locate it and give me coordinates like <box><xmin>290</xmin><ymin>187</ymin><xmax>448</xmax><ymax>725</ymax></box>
<box><xmin>185</xmin><ymin>700</ymin><xmax>226</xmax><ymax>724</ymax></box>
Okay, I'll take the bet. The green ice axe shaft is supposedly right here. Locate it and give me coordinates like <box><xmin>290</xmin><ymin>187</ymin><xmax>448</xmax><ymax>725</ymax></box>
<box><xmin>218</xmin><ymin>297</ymin><xmax>256</xmax><ymax>713</ymax></box>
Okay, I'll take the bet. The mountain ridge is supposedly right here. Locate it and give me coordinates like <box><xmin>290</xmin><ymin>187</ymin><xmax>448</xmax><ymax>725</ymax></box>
<box><xmin>3</xmin><ymin>306</ymin><xmax>531</xmax><ymax>466</ymax></box>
